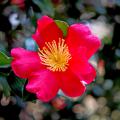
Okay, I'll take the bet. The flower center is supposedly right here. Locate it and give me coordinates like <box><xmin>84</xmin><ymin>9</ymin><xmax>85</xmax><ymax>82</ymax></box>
<box><xmin>38</xmin><ymin>38</ymin><xmax>71</xmax><ymax>72</ymax></box>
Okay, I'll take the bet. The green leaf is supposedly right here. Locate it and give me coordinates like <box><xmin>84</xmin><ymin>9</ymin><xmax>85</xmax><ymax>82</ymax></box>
<box><xmin>32</xmin><ymin>0</ymin><xmax>55</xmax><ymax>17</ymax></box>
<box><xmin>0</xmin><ymin>76</ymin><xmax>11</xmax><ymax>97</ymax></box>
<box><xmin>11</xmin><ymin>77</ymin><xmax>26</xmax><ymax>98</ymax></box>
<box><xmin>0</xmin><ymin>51</ymin><xmax>12</xmax><ymax>67</ymax></box>
<box><xmin>55</xmin><ymin>20</ymin><xmax>69</xmax><ymax>37</ymax></box>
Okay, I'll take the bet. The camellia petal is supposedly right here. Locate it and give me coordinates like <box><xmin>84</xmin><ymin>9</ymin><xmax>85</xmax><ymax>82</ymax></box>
<box><xmin>80</xmin><ymin>64</ymin><xmax>96</xmax><ymax>84</ymax></box>
<box><xmin>32</xmin><ymin>16</ymin><xmax>63</xmax><ymax>48</ymax></box>
<box><xmin>66</xmin><ymin>24</ymin><xmax>101</xmax><ymax>59</ymax></box>
<box><xmin>26</xmin><ymin>70</ymin><xmax>59</xmax><ymax>102</ymax></box>
<box><xmin>69</xmin><ymin>47</ymin><xmax>96</xmax><ymax>84</ymax></box>
<box><xmin>59</xmin><ymin>70</ymin><xmax>86</xmax><ymax>97</ymax></box>
<box><xmin>11</xmin><ymin>48</ymin><xmax>44</xmax><ymax>78</ymax></box>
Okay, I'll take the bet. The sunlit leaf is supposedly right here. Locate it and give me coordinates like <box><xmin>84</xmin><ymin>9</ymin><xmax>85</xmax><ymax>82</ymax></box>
<box><xmin>0</xmin><ymin>51</ymin><xmax>12</xmax><ymax>67</ymax></box>
<box><xmin>55</xmin><ymin>20</ymin><xmax>69</xmax><ymax>37</ymax></box>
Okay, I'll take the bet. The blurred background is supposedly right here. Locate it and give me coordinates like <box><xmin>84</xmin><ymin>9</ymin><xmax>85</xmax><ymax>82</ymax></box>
<box><xmin>0</xmin><ymin>0</ymin><xmax>120</xmax><ymax>120</ymax></box>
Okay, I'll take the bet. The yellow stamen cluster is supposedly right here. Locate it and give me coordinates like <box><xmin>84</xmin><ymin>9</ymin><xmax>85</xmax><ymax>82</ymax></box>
<box><xmin>38</xmin><ymin>38</ymin><xmax>71</xmax><ymax>72</ymax></box>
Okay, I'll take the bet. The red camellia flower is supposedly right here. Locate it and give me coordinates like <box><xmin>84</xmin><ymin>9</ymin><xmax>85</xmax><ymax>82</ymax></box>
<box><xmin>11</xmin><ymin>16</ymin><xmax>101</xmax><ymax>102</ymax></box>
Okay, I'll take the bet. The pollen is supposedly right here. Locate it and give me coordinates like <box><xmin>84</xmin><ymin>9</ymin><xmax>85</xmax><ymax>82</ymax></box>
<box><xmin>38</xmin><ymin>38</ymin><xmax>71</xmax><ymax>72</ymax></box>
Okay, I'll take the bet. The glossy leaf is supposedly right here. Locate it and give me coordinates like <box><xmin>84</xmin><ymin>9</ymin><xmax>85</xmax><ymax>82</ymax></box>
<box><xmin>0</xmin><ymin>51</ymin><xmax>12</xmax><ymax>67</ymax></box>
<box><xmin>10</xmin><ymin>76</ymin><xmax>26</xmax><ymax>98</ymax></box>
<box><xmin>0</xmin><ymin>52</ymin><xmax>12</xmax><ymax>67</ymax></box>
<box><xmin>55</xmin><ymin>20</ymin><xmax>69</xmax><ymax>37</ymax></box>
